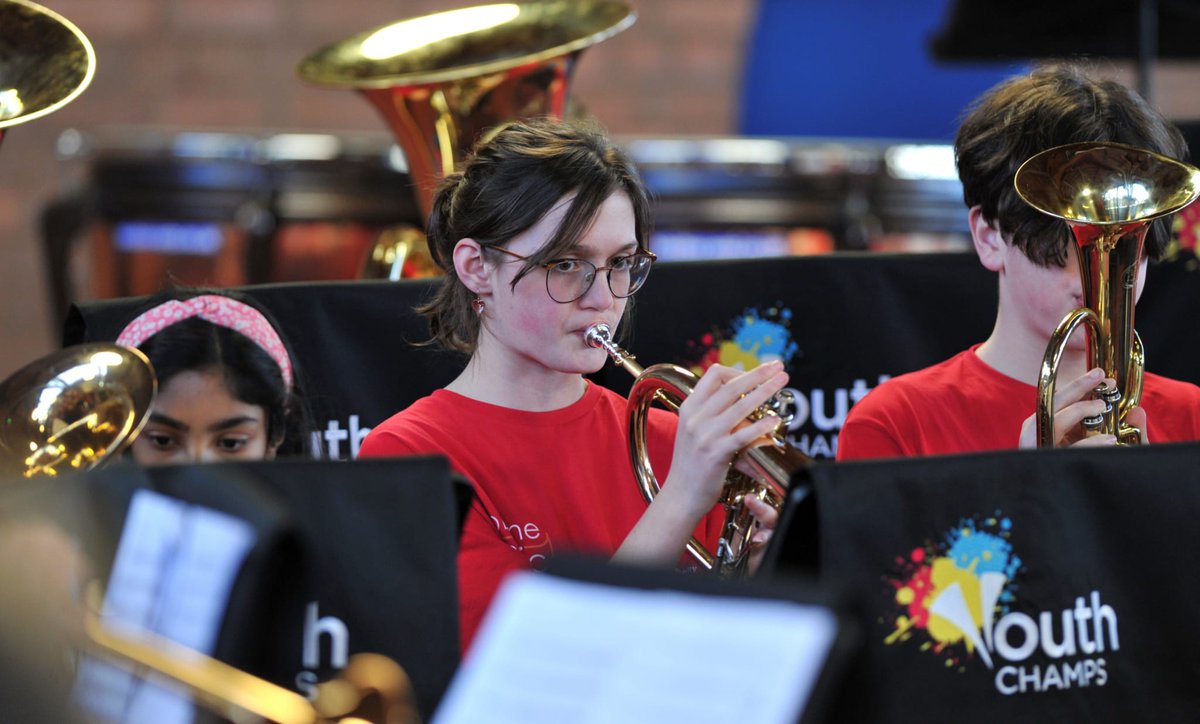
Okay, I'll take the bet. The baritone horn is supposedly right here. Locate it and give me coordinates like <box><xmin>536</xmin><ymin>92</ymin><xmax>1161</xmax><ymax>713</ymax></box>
<box><xmin>585</xmin><ymin>323</ymin><xmax>810</xmax><ymax>575</ymax></box>
<box><xmin>296</xmin><ymin>1</ymin><xmax>635</xmax><ymax>279</ymax></box>
<box><xmin>0</xmin><ymin>0</ymin><xmax>95</xmax><ymax>149</ymax></box>
<box><xmin>0</xmin><ymin>344</ymin><xmax>156</xmax><ymax>478</ymax></box>
<box><xmin>1014</xmin><ymin>141</ymin><xmax>1200</xmax><ymax>448</ymax></box>
<box><xmin>82</xmin><ymin>590</ymin><xmax>420</xmax><ymax>724</ymax></box>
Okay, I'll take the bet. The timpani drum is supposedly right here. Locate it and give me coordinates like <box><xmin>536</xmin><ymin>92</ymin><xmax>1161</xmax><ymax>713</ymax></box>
<box><xmin>43</xmin><ymin>128</ymin><xmax>421</xmax><ymax>318</ymax></box>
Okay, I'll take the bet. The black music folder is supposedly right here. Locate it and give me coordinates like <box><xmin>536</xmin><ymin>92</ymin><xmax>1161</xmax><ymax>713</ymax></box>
<box><xmin>1</xmin><ymin>455</ymin><xmax>470</xmax><ymax>722</ymax></box>
<box><xmin>763</xmin><ymin>443</ymin><xmax>1200</xmax><ymax>723</ymax></box>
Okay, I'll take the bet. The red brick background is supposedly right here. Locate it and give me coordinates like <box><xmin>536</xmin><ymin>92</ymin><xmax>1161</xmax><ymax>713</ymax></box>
<box><xmin>1</xmin><ymin>0</ymin><xmax>1198</xmax><ymax>379</ymax></box>
<box><xmin>0</xmin><ymin>0</ymin><xmax>759</xmax><ymax>378</ymax></box>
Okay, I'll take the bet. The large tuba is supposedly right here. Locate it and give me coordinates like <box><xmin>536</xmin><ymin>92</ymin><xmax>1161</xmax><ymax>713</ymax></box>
<box><xmin>0</xmin><ymin>0</ymin><xmax>95</xmax><ymax>148</ymax></box>
<box><xmin>1014</xmin><ymin>141</ymin><xmax>1200</xmax><ymax>448</ymax></box>
<box><xmin>585</xmin><ymin>323</ymin><xmax>810</xmax><ymax>575</ymax></box>
<box><xmin>297</xmin><ymin>1</ymin><xmax>635</xmax><ymax>279</ymax></box>
<box><xmin>0</xmin><ymin>344</ymin><xmax>156</xmax><ymax>478</ymax></box>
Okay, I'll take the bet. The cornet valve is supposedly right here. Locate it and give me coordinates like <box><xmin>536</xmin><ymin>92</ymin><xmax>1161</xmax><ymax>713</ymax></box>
<box><xmin>1097</xmin><ymin>383</ymin><xmax>1121</xmax><ymax>406</ymax></box>
<box><xmin>767</xmin><ymin>389</ymin><xmax>797</xmax><ymax>426</ymax></box>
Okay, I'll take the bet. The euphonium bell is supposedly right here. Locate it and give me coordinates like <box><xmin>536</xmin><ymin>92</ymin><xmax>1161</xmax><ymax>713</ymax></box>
<box><xmin>0</xmin><ymin>0</ymin><xmax>95</xmax><ymax>149</ymax></box>
<box><xmin>585</xmin><ymin>323</ymin><xmax>809</xmax><ymax>576</ymax></box>
<box><xmin>297</xmin><ymin>1</ymin><xmax>635</xmax><ymax>279</ymax></box>
<box><xmin>1014</xmin><ymin>142</ymin><xmax>1200</xmax><ymax>448</ymax></box>
<box><xmin>0</xmin><ymin>344</ymin><xmax>155</xmax><ymax>478</ymax></box>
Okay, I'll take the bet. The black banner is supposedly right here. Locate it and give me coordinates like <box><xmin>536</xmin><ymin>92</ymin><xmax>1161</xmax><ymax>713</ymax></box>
<box><xmin>769</xmin><ymin>443</ymin><xmax>1200</xmax><ymax>723</ymax></box>
<box><xmin>62</xmin><ymin>253</ymin><xmax>1200</xmax><ymax>460</ymax></box>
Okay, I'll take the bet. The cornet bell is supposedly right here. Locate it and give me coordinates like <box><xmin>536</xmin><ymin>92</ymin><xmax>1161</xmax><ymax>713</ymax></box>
<box><xmin>1015</xmin><ymin>142</ymin><xmax>1200</xmax><ymax>447</ymax></box>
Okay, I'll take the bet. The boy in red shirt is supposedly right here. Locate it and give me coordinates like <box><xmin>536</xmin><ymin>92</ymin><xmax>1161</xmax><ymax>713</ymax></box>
<box><xmin>838</xmin><ymin>65</ymin><xmax>1200</xmax><ymax>460</ymax></box>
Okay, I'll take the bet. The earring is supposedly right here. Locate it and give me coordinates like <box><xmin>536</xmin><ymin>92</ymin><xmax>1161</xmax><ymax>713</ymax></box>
<box><xmin>472</xmin><ymin>297</ymin><xmax>485</xmax><ymax>315</ymax></box>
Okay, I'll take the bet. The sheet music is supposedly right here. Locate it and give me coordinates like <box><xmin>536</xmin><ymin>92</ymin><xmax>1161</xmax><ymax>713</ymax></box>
<box><xmin>73</xmin><ymin>488</ymin><xmax>256</xmax><ymax>724</ymax></box>
<box><xmin>434</xmin><ymin>571</ymin><xmax>840</xmax><ymax>724</ymax></box>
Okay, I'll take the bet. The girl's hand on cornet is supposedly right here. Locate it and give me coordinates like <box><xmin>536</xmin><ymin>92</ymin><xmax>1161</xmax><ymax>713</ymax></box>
<box><xmin>667</xmin><ymin>360</ymin><xmax>789</xmax><ymax>518</ymax></box>
<box><xmin>614</xmin><ymin>360</ymin><xmax>789</xmax><ymax>568</ymax></box>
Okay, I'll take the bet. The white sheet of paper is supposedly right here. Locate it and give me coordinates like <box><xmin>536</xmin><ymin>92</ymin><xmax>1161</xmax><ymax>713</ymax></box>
<box><xmin>434</xmin><ymin>571</ymin><xmax>840</xmax><ymax>724</ymax></box>
<box><xmin>73</xmin><ymin>488</ymin><xmax>256</xmax><ymax>724</ymax></box>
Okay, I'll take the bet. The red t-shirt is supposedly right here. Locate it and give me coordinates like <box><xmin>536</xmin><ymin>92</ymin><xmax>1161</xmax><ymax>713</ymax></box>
<box><xmin>837</xmin><ymin>345</ymin><xmax>1200</xmax><ymax>460</ymax></box>
<box><xmin>357</xmin><ymin>382</ymin><xmax>724</xmax><ymax>651</ymax></box>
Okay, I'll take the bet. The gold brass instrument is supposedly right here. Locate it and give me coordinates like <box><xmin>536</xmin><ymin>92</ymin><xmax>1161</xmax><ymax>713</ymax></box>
<box><xmin>584</xmin><ymin>323</ymin><xmax>809</xmax><ymax>575</ymax></box>
<box><xmin>296</xmin><ymin>1</ymin><xmax>636</xmax><ymax>279</ymax></box>
<box><xmin>1014</xmin><ymin>142</ymin><xmax>1200</xmax><ymax>448</ymax></box>
<box><xmin>0</xmin><ymin>344</ymin><xmax>156</xmax><ymax>478</ymax></box>
<box><xmin>82</xmin><ymin>584</ymin><xmax>420</xmax><ymax>724</ymax></box>
<box><xmin>0</xmin><ymin>2</ymin><xmax>106</xmax><ymax>474</ymax></box>
<box><xmin>0</xmin><ymin>0</ymin><xmax>95</xmax><ymax>148</ymax></box>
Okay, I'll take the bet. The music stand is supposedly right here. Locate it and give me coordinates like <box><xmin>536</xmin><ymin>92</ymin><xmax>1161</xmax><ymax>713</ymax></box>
<box><xmin>764</xmin><ymin>444</ymin><xmax>1200</xmax><ymax>722</ymax></box>
<box><xmin>3</xmin><ymin>455</ymin><xmax>472</xmax><ymax>721</ymax></box>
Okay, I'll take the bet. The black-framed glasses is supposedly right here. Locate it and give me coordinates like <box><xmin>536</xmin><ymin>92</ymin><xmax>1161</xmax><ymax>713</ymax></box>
<box><xmin>489</xmin><ymin>246</ymin><xmax>657</xmax><ymax>303</ymax></box>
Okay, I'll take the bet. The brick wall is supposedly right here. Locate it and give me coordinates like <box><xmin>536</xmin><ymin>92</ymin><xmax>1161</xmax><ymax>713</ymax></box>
<box><xmin>0</xmin><ymin>0</ymin><xmax>757</xmax><ymax>378</ymax></box>
<box><xmin>2</xmin><ymin>0</ymin><xmax>1199</xmax><ymax>379</ymax></box>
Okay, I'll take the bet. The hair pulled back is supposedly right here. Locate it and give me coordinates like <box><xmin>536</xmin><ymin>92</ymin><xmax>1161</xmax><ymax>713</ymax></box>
<box><xmin>420</xmin><ymin>117</ymin><xmax>652</xmax><ymax>354</ymax></box>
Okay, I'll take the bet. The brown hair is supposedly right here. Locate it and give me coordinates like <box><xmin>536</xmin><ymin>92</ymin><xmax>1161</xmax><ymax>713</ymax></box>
<box><xmin>419</xmin><ymin>117</ymin><xmax>652</xmax><ymax>354</ymax></box>
<box><xmin>955</xmin><ymin>64</ymin><xmax>1187</xmax><ymax>267</ymax></box>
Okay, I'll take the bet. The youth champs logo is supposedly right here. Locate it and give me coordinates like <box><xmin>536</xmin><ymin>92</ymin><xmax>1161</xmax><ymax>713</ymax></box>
<box><xmin>680</xmin><ymin>304</ymin><xmax>888</xmax><ymax>458</ymax></box>
<box><xmin>683</xmin><ymin>304</ymin><xmax>800</xmax><ymax>372</ymax></box>
<box><xmin>884</xmin><ymin>515</ymin><xmax>1022</xmax><ymax>670</ymax></box>
<box><xmin>884</xmin><ymin>514</ymin><xmax>1118</xmax><ymax>695</ymax></box>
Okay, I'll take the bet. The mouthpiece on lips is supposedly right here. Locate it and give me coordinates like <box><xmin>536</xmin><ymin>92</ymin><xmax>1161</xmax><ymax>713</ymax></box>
<box><xmin>583</xmin><ymin>323</ymin><xmax>613</xmax><ymax>350</ymax></box>
<box><xmin>584</xmin><ymin>322</ymin><xmax>642</xmax><ymax>373</ymax></box>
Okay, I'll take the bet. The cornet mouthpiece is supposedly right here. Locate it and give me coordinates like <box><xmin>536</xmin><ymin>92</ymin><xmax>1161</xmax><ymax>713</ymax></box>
<box><xmin>584</xmin><ymin>323</ymin><xmax>642</xmax><ymax>374</ymax></box>
<box><xmin>584</xmin><ymin>323</ymin><xmax>612</xmax><ymax>349</ymax></box>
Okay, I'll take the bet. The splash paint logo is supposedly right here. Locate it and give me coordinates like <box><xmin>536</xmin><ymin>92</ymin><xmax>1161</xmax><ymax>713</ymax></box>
<box><xmin>684</xmin><ymin>304</ymin><xmax>800</xmax><ymax>372</ymax></box>
<box><xmin>680</xmin><ymin>304</ymin><xmax>889</xmax><ymax>458</ymax></box>
<box><xmin>681</xmin><ymin>306</ymin><xmax>897</xmax><ymax>458</ymax></box>
<box><xmin>884</xmin><ymin>514</ymin><xmax>1119</xmax><ymax>696</ymax></box>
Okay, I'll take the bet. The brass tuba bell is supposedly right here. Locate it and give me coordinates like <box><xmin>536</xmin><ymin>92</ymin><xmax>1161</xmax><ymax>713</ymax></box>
<box><xmin>0</xmin><ymin>0</ymin><xmax>95</xmax><ymax>148</ymax></box>
<box><xmin>1014</xmin><ymin>141</ymin><xmax>1200</xmax><ymax>447</ymax></box>
<box><xmin>297</xmin><ymin>1</ymin><xmax>636</xmax><ymax>279</ymax></box>
<box><xmin>0</xmin><ymin>344</ymin><xmax>156</xmax><ymax>478</ymax></box>
<box><xmin>585</xmin><ymin>323</ymin><xmax>810</xmax><ymax>575</ymax></box>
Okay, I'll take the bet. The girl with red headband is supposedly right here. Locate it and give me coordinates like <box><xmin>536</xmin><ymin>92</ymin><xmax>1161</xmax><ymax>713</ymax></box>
<box><xmin>115</xmin><ymin>289</ymin><xmax>312</xmax><ymax>464</ymax></box>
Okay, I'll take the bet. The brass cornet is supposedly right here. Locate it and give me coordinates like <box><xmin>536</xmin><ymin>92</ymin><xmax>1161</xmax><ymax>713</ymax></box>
<box><xmin>584</xmin><ymin>323</ymin><xmax>809</xmax><ymax>575</ymax></box>
<box><xmin>1014</xmin><ymin>142</ymin><xmax>1200</xmax><ymax>447</ymax></box>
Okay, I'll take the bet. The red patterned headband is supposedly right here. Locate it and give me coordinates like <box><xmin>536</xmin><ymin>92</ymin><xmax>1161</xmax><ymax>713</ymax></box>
<box><xmin>115</xmin><ymin>294</ymin><xmax>294</xmax><ymax>389</ymax></box>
